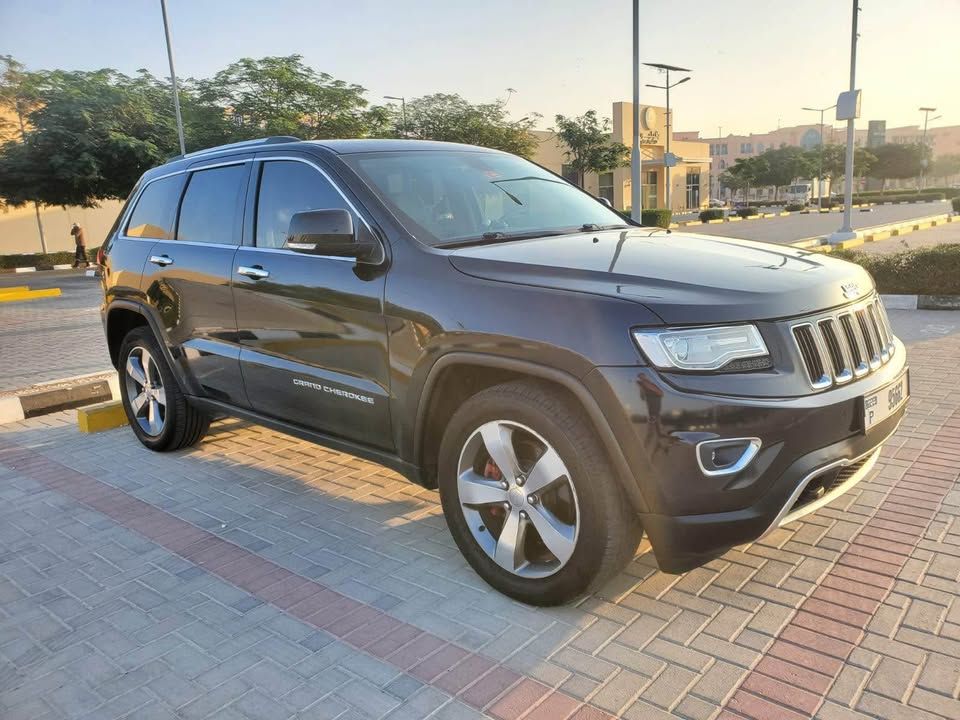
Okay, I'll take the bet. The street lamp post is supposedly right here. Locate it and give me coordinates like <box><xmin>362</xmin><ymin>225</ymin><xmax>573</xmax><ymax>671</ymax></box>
<box><xmin>630</xmin><ymin>0</ymin><xmax>642</xmax><ymax>221</ymax></box>
<box><xmin>918</xmin><ymin>107</ymin><xmax>940</xmax><ymax>189</ymax></box>
<box><xmin>384</xmin><ymin>95</ymin><xmax>407</xmax><ymax>137</ymax></box>
<box><xmin>831</xmin><ymin>0</ymin><xmax>860</xmax><ymax>243</ymax></box>
<box><xmin>159</xmin><ymin>0</ymin><xmax>186</xmax><ymax>156</ymax></box>
<box><xmin>644</xmin><ymin>63</ymin><xmax>691</xmax><ymax>211</ymax></box>
<box><xmin>802</xmin><ymin>104</ymin><xmax>836</xmax><ymax>210</ymax></box>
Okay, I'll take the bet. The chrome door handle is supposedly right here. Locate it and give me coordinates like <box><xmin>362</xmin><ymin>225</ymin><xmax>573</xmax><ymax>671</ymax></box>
<box><xmin>237</xmin><ymin>265</ymin><xmax>269</xmax><ymax>280</ymax></box>
<box><xmin>148</xmin><ymin>254</ymin><xmax>174</xmax><ymax>267</ymax></box>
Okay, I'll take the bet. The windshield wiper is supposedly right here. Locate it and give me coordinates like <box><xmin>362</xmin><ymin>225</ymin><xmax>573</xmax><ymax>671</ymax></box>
<box><xmin>580</xmin><ymin>223</ymin><xmax>631</xmax><ymax>232</ymax></box>
<box><xmin>435</xmin><ymin>229</ymin><xmax>573</xmax><ymax>249</ymax></box>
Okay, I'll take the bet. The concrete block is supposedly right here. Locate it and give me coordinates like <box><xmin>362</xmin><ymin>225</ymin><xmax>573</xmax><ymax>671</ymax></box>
<box><xmin>78</xmin><ymin>400</ymin><xmax>128</xmax><ymax>433</ymax></box>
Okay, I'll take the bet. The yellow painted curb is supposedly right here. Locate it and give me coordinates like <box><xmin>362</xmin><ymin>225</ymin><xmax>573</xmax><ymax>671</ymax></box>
<box><xmin>706</xmin><ymin>218</ymin><xmax>724</xmax><ymax>224</ymax></box>
<box><xmin>836</xmin><ymin>238</ymin><xmax>865</xmax><ymax>250</ymax></box>
<box><xmin>0</xmin><ymin>286</ymin><xmax>30</xmax><ymax>294</ymax></box>
<box><xmin>78</xmin><ymin>400</ymin><xmax>128</xmax><ymax>433</ymax></box>
<box><xmin>726</xmin><ymin>216</ymin><xmax>742</xmax><ymax>222</ymax></box>
<box><xmin>0</xmin><ymin>288</ymin><xmax>61</xmax><ymax>303</ymax></box>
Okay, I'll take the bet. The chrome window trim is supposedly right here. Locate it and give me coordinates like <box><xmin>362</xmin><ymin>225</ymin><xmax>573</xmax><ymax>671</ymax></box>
<box><xmin>116</xmin><ymin>159</ymin><xmax>251</xmax><ymax>243</ymax></box>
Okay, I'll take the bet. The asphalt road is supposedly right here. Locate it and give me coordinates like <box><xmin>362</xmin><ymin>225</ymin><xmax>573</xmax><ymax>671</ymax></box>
<box><xmin>681</xmin><ymin>200</ymin><xmax>950</xmax><ymax>245</ymax></box>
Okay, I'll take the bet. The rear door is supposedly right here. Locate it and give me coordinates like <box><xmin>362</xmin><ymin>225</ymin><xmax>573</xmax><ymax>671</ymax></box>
<box><xmin>140</xmin><ymin>158</ymin><xmax>250</xmax><ymax>406</ymax></box>
<box><xmin>233</xmin><ymin>153</ymin><xmax>392</xmax><ymax>448</ymax></box>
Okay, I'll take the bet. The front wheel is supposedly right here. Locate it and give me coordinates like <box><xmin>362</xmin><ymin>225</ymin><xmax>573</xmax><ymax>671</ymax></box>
<box><xmin>438</xmin><ymin>380</ymin><xmax>641</xmax><ymax>605</ymax></box>
<box><xmin>118</xmin><ymin>327</ymin><xmax>210</xmax><ymax>451</ymax></box>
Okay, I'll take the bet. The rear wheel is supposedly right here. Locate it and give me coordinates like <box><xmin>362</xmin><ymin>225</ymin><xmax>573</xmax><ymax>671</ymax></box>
<box><xmin>118</xmin><ymin>327</ymin><xmax>209</xmax><ymax>451</ymax></box>
<box><xmin>438</xmin><ymin>380</ymin><xmax>641</xmax><ymax>605</ymax></box>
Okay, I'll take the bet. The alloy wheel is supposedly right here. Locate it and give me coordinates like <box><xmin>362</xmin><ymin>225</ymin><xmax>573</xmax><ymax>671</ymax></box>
<box><xmin>456</xmin><ymin>420</ymin><xmax>580</xmax><ymax>579</ymax></box>
<box><xmin>124</xmin><ymin>346</ymin><xmax>167</xmax><ymax>436</ymax></box>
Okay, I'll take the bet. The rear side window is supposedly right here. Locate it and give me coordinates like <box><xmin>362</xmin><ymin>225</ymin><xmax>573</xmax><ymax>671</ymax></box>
<box><xmin>255</xmin><ymin>161</ymin><xmax>354</xmax><ymax>249</ymax></box>
<box><xmin>125</xmin><ymin>175</ymin><xmax>185</xmax><ymax>239</ymax></box>
<box><xmin>177</xmin><ymin>164</ymin><xmax>248</xmax><ymax>245</ymax></box>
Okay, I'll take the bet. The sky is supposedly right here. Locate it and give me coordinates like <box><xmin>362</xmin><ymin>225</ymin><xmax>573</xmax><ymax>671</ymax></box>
<box><xmin>1</xmin><ymin>0</ymin><xmax>956</xmax><ymax>138</ymax></box>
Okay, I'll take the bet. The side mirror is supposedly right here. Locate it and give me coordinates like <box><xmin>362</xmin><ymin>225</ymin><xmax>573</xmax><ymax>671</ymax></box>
<box><xmin>287</xmin><ymin>209</ymin><xmax>381</xmax><ymax>263</ymax></box>
<box><xmin>598</xmin><ymin>196</ymin><xmax>613</xmax><ymax>209</ymax></box>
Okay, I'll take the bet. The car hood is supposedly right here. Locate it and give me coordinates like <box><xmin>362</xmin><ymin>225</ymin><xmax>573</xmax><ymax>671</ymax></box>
<box><xmin>448</xmin><ymin>228</ymin><xmax>875</xmax><ymax>324</ymax></box>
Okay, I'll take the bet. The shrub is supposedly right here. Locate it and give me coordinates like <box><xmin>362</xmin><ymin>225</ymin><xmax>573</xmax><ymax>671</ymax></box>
<box><xmin>640</xmin><ymin>208</ymin><xmax>672</xmax><ymax>228</ymax></box>
<box><xmin>831</xmin><ymin>243</ymin><xmax>960</xmax><ymax>295</ymax></box>
<box><xmin>736</xmin><ymin>207</ymin><xmax>759</xmax><ymax>218</ymax></box>
<box><xmin>785</xmin><ymin>203</ymin><xmax>805</xmax><ymax>212</ymax></box>
<box><xmin>699</xmin><ymin>208</ymin><xmax>724</xmax><ymax>222</ymax></box>
<box><xmin>952</xmin><ymin>197</ymin><xmax>960</xmax><ymax>213</ymax></box>
<box><xmin>0</xmin><ymin>248</ymin><xmax>98</xmax><ymax>270</ymax></box>
<box><xmin>852</xmin><ymin>191</ymin><xmax>945</xmax><ymax>205</ymax></box>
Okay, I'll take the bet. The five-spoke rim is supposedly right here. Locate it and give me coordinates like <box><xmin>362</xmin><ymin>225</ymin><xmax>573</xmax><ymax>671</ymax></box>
<box><xmin>457</xmin><ymin>420</ymin><xmax>580</xmax><ymax>579</ymax></box>
<box><xmin>124</xmin><ymin>346</ymin><xmax>166</xmax><ymax>436</ymax></box>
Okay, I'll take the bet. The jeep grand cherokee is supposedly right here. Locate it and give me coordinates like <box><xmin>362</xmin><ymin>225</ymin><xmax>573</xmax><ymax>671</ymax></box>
<box><xmin>100</xmin><ymin>137</ymin><xmax>908</xmax><ymax>605</ymax></box>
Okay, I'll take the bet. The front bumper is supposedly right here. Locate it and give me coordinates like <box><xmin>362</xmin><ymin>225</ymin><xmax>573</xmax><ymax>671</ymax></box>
<box><xmin>584</xmin><ymin>340</ymin><xmax>908</xmax><ymax>573</ymax></box>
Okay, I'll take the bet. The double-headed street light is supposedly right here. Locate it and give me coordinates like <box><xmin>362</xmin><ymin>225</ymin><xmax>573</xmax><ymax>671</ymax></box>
<box><xmin>802</xmin><ymin>104</ymin><xmax>837</xmax><ymax>209</ymax></box>
<box><xmin>644</xmin><ymin>63</ymin><xmax>691</xmax><ymax>211</ymax></box>
<box><xmin>384</xmin><ymin>95</ymin><xmax>407</xmax><ymax>137</ymax></box>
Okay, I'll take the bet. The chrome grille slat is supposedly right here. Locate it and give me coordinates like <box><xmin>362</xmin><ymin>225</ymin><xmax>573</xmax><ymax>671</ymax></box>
<box><xmin>791</xmin><ymin>297</ymin><xmax>897</xmax><ymax>391</ymax></box>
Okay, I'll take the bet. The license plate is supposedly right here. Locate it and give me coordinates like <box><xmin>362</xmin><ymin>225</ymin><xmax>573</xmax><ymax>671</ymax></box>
<box><xmin>863</xmin><ymin>371</ymin><xmax>908</xmax><ymax>432</ymax></box>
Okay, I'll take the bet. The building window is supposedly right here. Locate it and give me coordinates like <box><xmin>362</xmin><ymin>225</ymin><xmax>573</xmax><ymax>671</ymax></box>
<box><xmin>719</xmin><ymin>159</ymin><xmax>726</xmax><ymax>170</ymax></box>
<box><xmin>740</xmin><ymin>143</ymin><xmax>753</xmax><ymax>154</ymax></box>
<box><xmin>686</xmin><ymin>168</ymin><xmax>701</xmax><ymax>210</ymax></box>
<box><xmin>561</xmin><ymin>164</ymin><xmax>579</xmax><ymax>185</ymax></box>
<box><xmin>642</xmin><ymin>170</ymin><xmax>658</xmax><ymax>209</ymax></box>
<box><xmin>721</xmin><ymin>144</ymin><xmax>728</xmax><ymax>155</ymax></box>
<box><xmin>598</xmin><ymin>172</ymin><xmax>614</xmax><ymax>203</ymax></box>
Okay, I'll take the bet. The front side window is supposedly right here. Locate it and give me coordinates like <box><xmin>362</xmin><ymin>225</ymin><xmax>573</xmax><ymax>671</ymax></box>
<box><xmin>345</xmin><ymin>151</ymin><xmax>628</xmax><ymax>246</ymax></box>
<box><xmin>176</xmin><ymin>164</ymin><xmax>247</xmax><ymax>245</ymax></box>
<box><xmin>255</xmin><ymin>161</ymin><xmax>353</xmax><ymax>249</ymax></box>
<box><xmin>126</xmin><ymin>175</ymin><xmax>185</xmax><ymax>239</ymax></box>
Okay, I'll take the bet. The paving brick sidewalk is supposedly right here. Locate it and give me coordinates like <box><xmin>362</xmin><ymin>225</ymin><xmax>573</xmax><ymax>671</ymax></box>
<box><xmin>0</xmin><ymin>330</ymin><xmax>958</xmax><ymax>719</ymax></box>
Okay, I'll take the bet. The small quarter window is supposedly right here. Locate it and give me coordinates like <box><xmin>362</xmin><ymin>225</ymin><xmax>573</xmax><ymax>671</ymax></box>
<box><xmin>126</xmin><ymin>175</ymin><xmax>185</xmax><ymax>239</ymax></box>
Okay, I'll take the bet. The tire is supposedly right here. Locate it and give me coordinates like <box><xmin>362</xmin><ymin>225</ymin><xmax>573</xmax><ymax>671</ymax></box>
<box><xmin>118</xmin><ymin>326</ymin><xmax>210</xmax><ymax>452</ymax></box>
<box><xmin>438</xmin><ymin>380</ymin><xmax>642</xmax><ymax>606</ymax></box>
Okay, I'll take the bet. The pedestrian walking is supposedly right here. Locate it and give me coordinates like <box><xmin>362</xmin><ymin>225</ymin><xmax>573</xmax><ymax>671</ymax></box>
<box><xmin>71</xmin><ymin>223</ymin><xmax>90</xmax><ymax>268</ymax></box>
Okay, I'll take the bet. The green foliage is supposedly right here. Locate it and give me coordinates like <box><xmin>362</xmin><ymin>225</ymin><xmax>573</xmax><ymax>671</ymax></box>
<box><xmin>813</xmin><ymin>144</ymin><xmax>875</xmax><ymax>182</ymax></box>
<box><xmin>396</xmin><ymin>93</ymin><xmax>539</xmax><ymax>157</ymax></box>
<box><xmin>736</xmin><ymin>206</ymin><xmax>759</xmax><ymax>217</ymax></box>
<box><xmin>851</xmin><ymin>191</ymin><xmax>944</xmax><ymax>204</ymax></box>
<box><xmin>0</xmin><ymin>246</ymin><xmax>98</xmax><ymax>269</ymax></box>
<box><xmin>785</xmin><ymin>203</ymin><xmax>805</xmax><ymax>211</ymax></box>
<box><xmin>869</xmin><ymin>143</ymin><xmax>930</xmax><ymax>189</ymax></box>
<box><xmin>720</xmin><ymin>155</ymin><xmax>767</xmax><ymax>201</ymax></box>
<box><xmin>833</xmin><ymin>244</ymin><xmax>960</xmax><ymax>295</ymax></box>
<box><xmin>699</xmin><ymin>208</ymin><xmax>724</xmax><ymax>222</ymax></box>
<box><xmin>754</xmin><ymin>146</ymin><xmax>814</xmax><ymax>197</ymax></box>
<box><xmin>552</xmin><ymin>111</ymin><xmax>630</xmax><ymax>187</ymax></box>
<box><xmin>931</xmin><ymin>154</ymin><xmax>960</xmax><ymax>182</ymax></box>
<box><xmin>640</xmin><ymin>208</ymin><xmax>672</xmax><ymax>228</ymax></box>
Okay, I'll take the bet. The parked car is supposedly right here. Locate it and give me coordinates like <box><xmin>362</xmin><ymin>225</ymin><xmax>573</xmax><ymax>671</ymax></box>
<box><xmin>708</xmin><ymin>198</ymin><xmax>725</xmax><ymax>208</ymax></box>
<box><xmin>100</xmin><ymin>137</ymin><xmax>909</xmax><ymax>605</ymax></box>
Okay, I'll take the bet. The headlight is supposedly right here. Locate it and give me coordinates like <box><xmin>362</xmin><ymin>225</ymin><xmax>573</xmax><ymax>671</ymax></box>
<box><xmin>633</xmin><ymin>325</ymin><xmax>768</xmax><ymax>371</ymax></box>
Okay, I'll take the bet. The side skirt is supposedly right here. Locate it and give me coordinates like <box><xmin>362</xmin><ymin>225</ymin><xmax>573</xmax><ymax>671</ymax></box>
<box><xmin>188</xmin><ymin>396</ymin><xmax>427</xmax><ymax>487</ymax></box>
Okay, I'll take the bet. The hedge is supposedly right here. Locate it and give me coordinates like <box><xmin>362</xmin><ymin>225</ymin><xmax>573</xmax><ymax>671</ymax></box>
<box><xmin>785</xmin><ymin>203</ymin><xmax>805</xmax><ymax>212</ymax></box>
<box><xmin>699</xmin><ymin>208</ymin><xmax>724</xmax><ymax>222</ymax></box>
<box><xmin>640</xmin><ymin>208</ymin><xmax>672</xmax><ymax>228</ymax></box>
<box><xmin>736</xmin><ymin>207</ymin><xmax>759</xmax><ymax>217</ymax></box>
<box><xmin>851</xmin><ymin>191</ymin><xmax>945</xmax><ymax>205</ymax></box>
<box><xmin>856</xmin><ymin>187</ymin><xmax>960</xmax><ymax>200</ymax></box>
<box><xmin>0</xmin><ymin>247</ymin><xmax>98</xmax><ymax>270</ymax></box>
<box><xmin>831</xmin><ymin>243</ymin><xmax>960</xmax><ymax>295</ymax></box>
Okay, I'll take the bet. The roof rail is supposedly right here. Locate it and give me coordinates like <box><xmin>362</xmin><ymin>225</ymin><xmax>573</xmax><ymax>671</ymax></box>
<box><xmin>167</xmin><ymin>136</ymin><xmax>301</xmax><ymax>162</ymax></box>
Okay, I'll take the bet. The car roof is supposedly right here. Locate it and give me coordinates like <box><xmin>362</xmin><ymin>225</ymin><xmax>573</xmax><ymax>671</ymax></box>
<box><xmin>306</xmin><ymin>139</ymin><xmax>505</xmax><ymax>155</ymax></box>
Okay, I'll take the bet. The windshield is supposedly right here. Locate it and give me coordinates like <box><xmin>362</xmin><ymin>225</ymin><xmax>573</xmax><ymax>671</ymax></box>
<box><xmin>343</xmin><ymin>150</ymin><xmax>630</xmax><ymax>246</ymax></box>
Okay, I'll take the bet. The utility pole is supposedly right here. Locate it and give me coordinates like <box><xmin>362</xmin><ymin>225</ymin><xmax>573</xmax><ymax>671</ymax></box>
<box><xmin>802</xmin><ymin>104</ymin><xmax>836</xmax><ymax>209</ymax></box>
<box><xmin>630</xmin><ymin>0</ymin><xmax>642</xmax><ymax>221</ymax></box>
<box><xmin>384</xmin><ymin>96</ymin><xmax>407</xmax><ymax>137</ymax></box>
<box><xmin>918</xmin><ymin>107</ymin><xmax>939</xmax><ymax>189</ymax></box>
<box><xmin>14</xmin><ymin>98</ymin><xmax>47</xmax><ymax>254</ymax></box>
<box><xmin>835</xmin><ymin>0</ymin><xmax>859</xmax><ymax>240</ymax></box>
<box><xmin>645</xmin><ymin>63</ymin><xmax>691</xmax><ymax>211</ymax></box>
<box><xmin>160</xmin><ymin>0</ymin><xmax>186</xmax><ymax>155</ymax></box>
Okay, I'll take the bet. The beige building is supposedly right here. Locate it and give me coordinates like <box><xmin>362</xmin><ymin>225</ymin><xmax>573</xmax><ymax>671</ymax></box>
<box><xmin>532</xmin><ymin>102</ymin><xmax>712</xmax><ymax>212</ymax></box>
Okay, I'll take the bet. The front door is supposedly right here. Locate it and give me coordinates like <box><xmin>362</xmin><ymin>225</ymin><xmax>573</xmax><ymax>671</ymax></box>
<box><xmin>233</xmin><ymin>155</ymin><xmax>392</xmax><ymax>449</ymax></box>
<box><xmin>139</xmin><ymin>159</ymin><xmax>250</xmax><ymax>406</ymax></box>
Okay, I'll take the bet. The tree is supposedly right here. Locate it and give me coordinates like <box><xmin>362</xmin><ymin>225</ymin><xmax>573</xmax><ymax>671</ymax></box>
<box><xmin>552</xmin><ymin>111</ymin><xmax>629</xmax><ymax>188</ymax></box>
<box><xmin>722</xmin><ymin>155</ymin><xmax>768</xmax><ymax>202</ymax></box>
<box><xmin>395</xmin><ymin>93</ymin><xmax>538</xmax><ymax>157</ymax></box>
<box><xmin>814</xmin><ymin>144</ymin><xmax>875</xmax><ymax>193</ymax></box>
<box><xmin>194</xmin><ymin>55</ymin><xmax>376</xmax><ymax>140</ymax></box>
<box><xmin>930</xmin><ymin>153</ymin><xmax>960</xmax><ymax>185</ymax></box>
<box><xmin>754</xmin><ymin>146</ymin><xmax>813</xmax><ymax>200</ymax></box>
<box><xmin>869</xmin><ymin>143</ymin><xmax>929</xmax><ymax>191</ymax></box>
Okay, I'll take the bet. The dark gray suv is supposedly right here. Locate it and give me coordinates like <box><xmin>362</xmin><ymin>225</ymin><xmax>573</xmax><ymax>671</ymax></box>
<box><xmin>100</xmin><ymin>137</ymin><xmax>909</xmax><ymax>605</ymax></box>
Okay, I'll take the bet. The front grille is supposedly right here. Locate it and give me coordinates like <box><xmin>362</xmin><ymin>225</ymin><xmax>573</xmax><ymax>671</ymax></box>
<box><xmin>792</xmin><ymin>297</ymin><xmax>896</xmax><ymax>390</ymax></box>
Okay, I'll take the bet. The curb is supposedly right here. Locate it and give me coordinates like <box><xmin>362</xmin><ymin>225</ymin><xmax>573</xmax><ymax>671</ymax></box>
<box><xmin>881</xmin><ymin>294</ymin><xmax>960</xmax><ymax>311</ymax></box>
<box><xmin>789</xmin><ymin>212</ymin><xmax>953</xmax><ymax>250</ymax></box>
<box><xmin>0</xmin><ymin>371</ymin><xmax>120</xmax><ymax>425</ymax></box>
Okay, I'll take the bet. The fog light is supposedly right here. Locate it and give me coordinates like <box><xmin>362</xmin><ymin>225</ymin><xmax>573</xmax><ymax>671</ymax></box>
<box><xmin>696</xmin><ymin>438</ymin><xmax>762</xmax><ymax>477</ymax></box>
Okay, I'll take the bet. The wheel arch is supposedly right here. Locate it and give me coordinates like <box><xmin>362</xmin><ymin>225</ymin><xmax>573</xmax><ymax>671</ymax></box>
<box><xmin>413</xmin><ymin>353</ymin><xmax>649</xmax><ymax>513</ymax></box>
<box><xmin>105</xmin><ymin>300</ymin><xmax>193</xmax><ymax>394</ymax></box>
